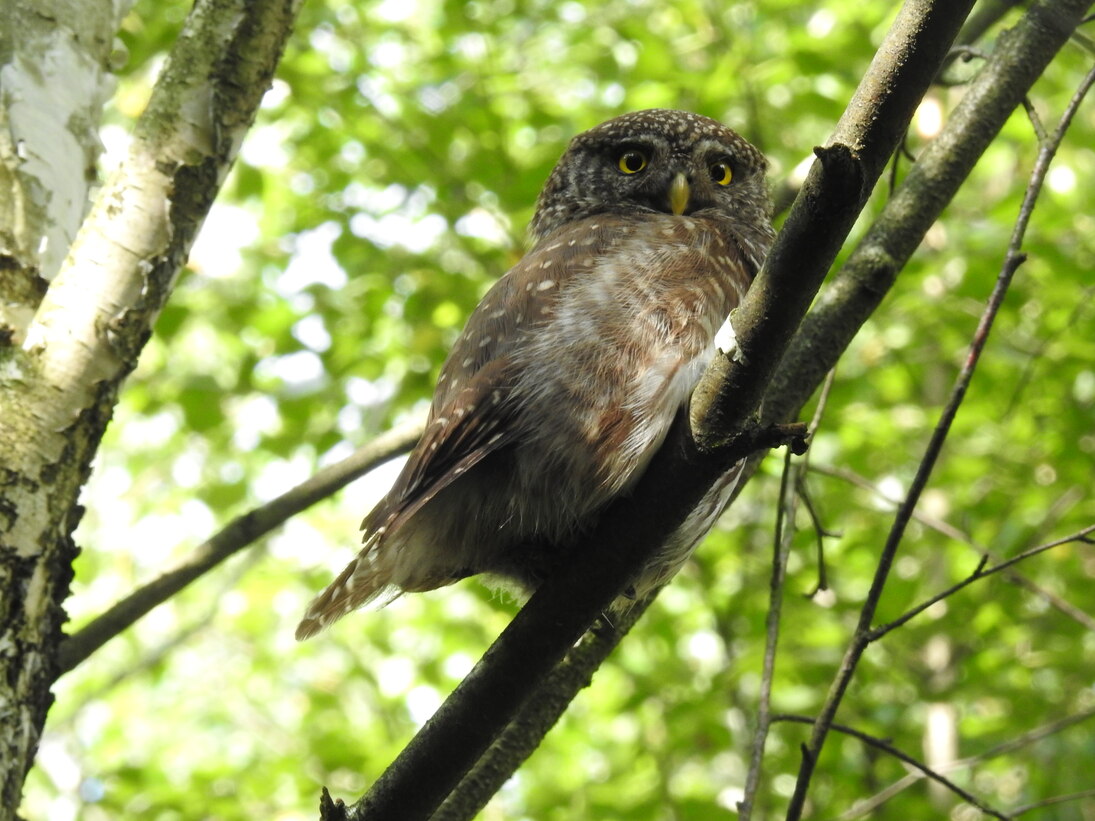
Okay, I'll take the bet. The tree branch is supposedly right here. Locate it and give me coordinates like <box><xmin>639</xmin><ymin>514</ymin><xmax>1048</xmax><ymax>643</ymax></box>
<box><xmin>57</xmin><ymin>417</ymin><xmax>422</xmax><ymax>674</ymax></box>
<box><xmin>0</xmin><ymin>0</ymin><xmax>301</xmax><ymax>809</ymax></box>
<box><xmin>739</xmin><ymin>373</ymin><xmax>835</xmax><ymax>820</ymax></box>
<box><xmin>773</xmin><ymin>714</ymin><xmax>1009</xmax><ymax>820</ymax></box>
<box><xmin>867</xmin><ymin>524</ymin><xmax>1095</xmax><ymax>641</ymax></box>
<box><xmin>429</xmin><ymin>601</ymin><xmax>651</xmax><ymax>820</ymax></box>
<box><xmin>785</xmin><ymin>25</ymin><xmax>1095</xmax><ymax>819</ymax></box>
<box><xmin>338</xmin><ymin>3</ymin><xmax>976</xmax><ymax>819</ymax></box>
<box><xmin>812</xmin><ymin>464</ymin><xmax>1095</xmax><ymax>631</ymax></box>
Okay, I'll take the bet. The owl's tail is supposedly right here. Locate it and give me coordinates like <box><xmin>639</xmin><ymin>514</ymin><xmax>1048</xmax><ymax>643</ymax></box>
<box><xmin>295</xmin><ymin>544</ymin><xmax>396</xmax><ymax>640</ymax></box>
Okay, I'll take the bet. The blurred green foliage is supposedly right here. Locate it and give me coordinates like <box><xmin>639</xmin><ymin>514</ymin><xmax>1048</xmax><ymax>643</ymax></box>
<box><xmin>24</xmin><ymin>0</ymin><xmax>1095</xmax><ymax>819</ymax></box>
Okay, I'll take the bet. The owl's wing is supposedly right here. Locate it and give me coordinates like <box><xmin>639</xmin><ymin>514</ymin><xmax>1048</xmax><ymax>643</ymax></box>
<box><xmin>361</xmin><ymin>225</ymin><xmax>600</xmax><ymax>541</ymax></box>
<box><xmin>296</xmin><ymin>228</ymin><xmax>605</xmax><ymax>639</ymax></box>
<box><xmin>359</xmin><ymin>358</ymin><xmax>519</xmax><ymax>540</ymax></box>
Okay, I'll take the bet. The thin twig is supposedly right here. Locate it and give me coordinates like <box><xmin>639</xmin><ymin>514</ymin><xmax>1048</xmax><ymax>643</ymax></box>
<box><xmin>1011</xmin><ymin>790</ymin><xmax>1095</xmax><ymax>817</ymax></box>
<box><xmin>868</xmin><ymin>524</ymin><xmax>1095</xmax><ymax>640</ymax></box>
<box><xmin>796</xmin><ymin>478</ymin><xmax>837</xmax><ymax>596</ymax></box>
<box><xmin>57</xmin><ymin>418</ymin><xmax>424</xmax><ymax>674</ymax></box>
<box><xmin>1021</xmin><ymin>97</ymin><xmax>1049</xmax><ymax>141</ymax></box>
<box><xmin>785</xmin><ymin>46</ymin><xmax>1095</xmax><ymax>821</ymax></box>
<box><xmin>773</xmin><ymin>714</ymin><xmax>1009</xmax><ymax>820</ymax></box>
<box><xmin>739</xmin><ymin>367</ymin><xmax>836</xmax><ymax>818</ymax></box>
<box><xmin>811</xmin><ymin>464</ymin><xmax>1095</xmax><ymax>631</ymax></box>
<box><xmin>738</xmin><ymin>448</ymin><xmax>797</xmax><ymax>820</ymax></box>
<box><xmin>833</xmin><ymin>706</ymin><xmax>1095</xmax><ymax>819</ymax></box>
<box><xmin>800</xmin><ymin>369</ymin><xmax>838</xmax><ymax>597</ymax></box>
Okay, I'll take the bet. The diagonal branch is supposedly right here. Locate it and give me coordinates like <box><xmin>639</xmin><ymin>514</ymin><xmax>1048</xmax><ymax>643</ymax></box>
<box><xmin>784</xmin><ymin>32</ymin><xmax>1095</xmax><ymax>820</ymax></box>
<box><xmin>428</xmin><ymin>599</ymin><xmax>652</xmax><ymax>820</ymax></box>
<box><xmin>57</xmin><ymin>417</ymin><xmax>422</xmax><ymax>674</ymax></box>
<box><xmin>336</xmin><ymin>3</ymin><xmax>977</xmax><ymax>819</ymax></box>
<box><xmin>867</xmin><ymin>524</ymin><xmax>1095</xmax><ymax>641</ymax></box>
<box><xmin>773</xmin><ymin>714</ymin><xmax>1010</xmax><ymax>819</ymax></box>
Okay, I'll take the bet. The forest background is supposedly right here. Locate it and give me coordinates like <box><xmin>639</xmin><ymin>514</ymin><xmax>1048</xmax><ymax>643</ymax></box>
<box><xmin>4</xmin><ymin>0</ymin><xmax>1094</xmax><ymax>819</ymax></box>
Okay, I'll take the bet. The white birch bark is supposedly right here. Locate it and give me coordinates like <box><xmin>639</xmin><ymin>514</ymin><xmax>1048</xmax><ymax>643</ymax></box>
<box><xmin>0</xmin><ymin>0</ymin><xmax>130</xmax><ymax>333</ymax></box>
<box><xmin>0</xmin><ymin>0</ymin><xmax>300</xmax><ymax>814</ymax></box>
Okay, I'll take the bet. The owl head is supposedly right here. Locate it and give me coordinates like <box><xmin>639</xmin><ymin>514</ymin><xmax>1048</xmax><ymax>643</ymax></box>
<box><xmin>529</xmin><ymin>109</ymin><xmax>771</xmax><ymax>244</ymax></box>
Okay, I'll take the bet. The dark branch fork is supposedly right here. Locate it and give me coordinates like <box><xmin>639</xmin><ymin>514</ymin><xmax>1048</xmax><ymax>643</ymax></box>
<box><xmin>345</xmin><ymin>3</ymin><xmax>983</xmax><ymax>820</ymax></box>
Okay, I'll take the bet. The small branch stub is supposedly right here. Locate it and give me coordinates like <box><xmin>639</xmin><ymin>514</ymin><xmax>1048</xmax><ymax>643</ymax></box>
<box><xmin>320</xmin><ymin>787</ymin><xmax>348</xmax><ymax>821</ymax></box>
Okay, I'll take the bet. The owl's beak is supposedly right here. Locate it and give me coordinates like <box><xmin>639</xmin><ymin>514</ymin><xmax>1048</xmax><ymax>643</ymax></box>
<box><xmin>669</xmin><ymin>173</ymin><xmax>690</xmax><ymax>215</ymax></box>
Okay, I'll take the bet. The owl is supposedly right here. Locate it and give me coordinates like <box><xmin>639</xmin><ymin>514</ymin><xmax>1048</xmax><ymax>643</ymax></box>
<box><xmin>296</xmin><ymin>109</ymin><xmax>774</xmax><ymax>639</ymax></box>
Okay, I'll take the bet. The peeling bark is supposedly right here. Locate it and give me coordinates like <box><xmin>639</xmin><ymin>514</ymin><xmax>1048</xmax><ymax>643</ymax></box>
<box><xmin>0</xmin><ymin>0</ymin><xmax>300</xmax><ymax>814</ymax></box>
<box><xmin>0</xmin><ymin>0</ymin><xmax>124</xmax><ymax>332</ymax></box>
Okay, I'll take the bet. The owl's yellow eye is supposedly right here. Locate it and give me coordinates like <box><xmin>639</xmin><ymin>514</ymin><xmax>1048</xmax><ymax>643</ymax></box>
<box><xmin>617</xmin><ymin>150</ymin><xmax>648</xmax><ymax>174</ymax></box>
<box><xmin>710</xmin><ymin>161</ymin><xmax>733</xmax><ymax>186</ymax></box>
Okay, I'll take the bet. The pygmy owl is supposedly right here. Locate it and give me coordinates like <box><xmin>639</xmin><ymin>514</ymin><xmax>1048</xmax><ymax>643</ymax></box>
<box><xmin>296</xmin><ymin>109</ymin><xmax>774</xmax><ymax>639</ymax></box>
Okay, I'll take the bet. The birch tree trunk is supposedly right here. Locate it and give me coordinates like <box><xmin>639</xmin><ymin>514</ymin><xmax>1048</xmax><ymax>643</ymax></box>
<box><xmin>0</xmin><ymin>0</ymin><xmax>299</xmax><ymax>814</ymax></box>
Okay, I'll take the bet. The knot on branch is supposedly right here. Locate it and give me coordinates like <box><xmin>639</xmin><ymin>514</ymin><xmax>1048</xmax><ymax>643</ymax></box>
<box><xmin>812</xmin><ymin>143</ymin><xmax>868</xmax><ymax>206</ymax></box>
<box><xmin>319</xmin><ymin>787</ymin><xmax>349</xmax><ymax>821</ymax></box>
<box><xmin>717</xmin><ymin>420</ymin><xmax>810</xmax><ymax>464</ymax></box>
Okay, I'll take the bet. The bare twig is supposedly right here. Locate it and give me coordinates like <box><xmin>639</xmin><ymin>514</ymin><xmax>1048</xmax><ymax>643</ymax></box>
<box><xmin>57</xmin><ymin>418</ymin><xmax>423</xmax><ymax>674</ymax></box>
<box><xmin>739</xmin><ymin>368</ymin><xmax>836</xmax><ymax>819</ymax></box>
<box><xmin>797</xmin><ymin>477</ymin><xmax>837</xmax><ymax>596</ymax></box>
<box><xmin>812</xmin><ymin>464</ymin><xmax>1095</xmax><ymax>631</ymax></box>
<box><xmin>1021</xmin><ymin>96</ymin><xmax>1049</xmax><ymax>141</ymax></box>
<box><xmin>799</xmin><ymin>369</ymin><xmax>838</xmax><ymax>597</ymax></box>
<box><xmin>833</xmin><ymin>706</ymin><xmax>1095</xmax><ymax>819</ymax></box>
<box><xmin>1011</xmin><ymin>790</ymin><xmax>1095</xmax><ymax>817</ymax></box>
<box><xmin>773</xmin><ymin>714</ymin><xmax>1009</xmax><ymax>819</ymax></box>
<box><xmin>738</xmin><ymin>448</ymin><xmax>797</xmax><ymax>821</ymax></box>
<box><xmin>785</xmin><ymin>35</ymin><xmax>1095</xmax><ymax>821</ymax></box>
<box><xmin>868</xmin><ymin>524</ymin><xmax>1095</xmax><ymax>640</ymax></box>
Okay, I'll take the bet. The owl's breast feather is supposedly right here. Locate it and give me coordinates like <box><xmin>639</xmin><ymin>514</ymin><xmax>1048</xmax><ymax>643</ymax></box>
<box><xmin>504</xmin><ymin>214</ymin><xmax>749</xmax><ymax>500</ymax></box>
